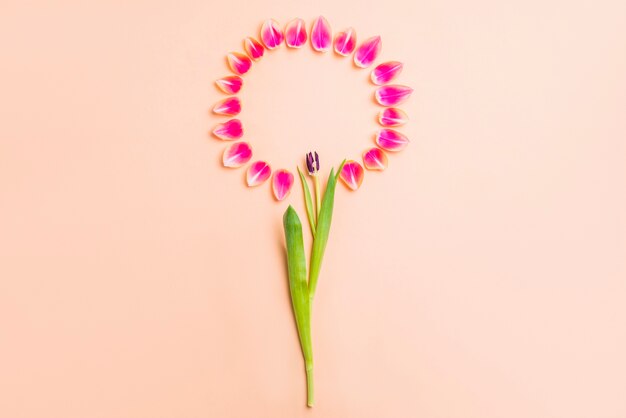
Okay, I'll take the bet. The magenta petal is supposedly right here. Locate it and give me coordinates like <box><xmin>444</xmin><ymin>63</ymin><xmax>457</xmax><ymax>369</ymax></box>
<box><xmin>222</xmin><ymin>142</ymin><xmax>252</xmax><ymax>168</ymax></box>
<box><xmin>285</xmin><ymin>18</ymin><xmax>307</xmax><ymax>48</ymax></box>
<box><xmin>215</xmin><ymin>75</ymin><xmax>243</xmax><ymax>94</ymax></box>
<box><xmin>376</xmin><ymin>129</ymin><xmax>409</xmax><ymax>152</ymax></box>
<box><xmin>354</xmin><ymin>36</ymin><xmax>381</xmax><ymax>68</ymax></box>
<box><xmin>375</xmin><ymin>85</ymin><xmax>413</xmax><ymax>106</ymax></box>
<box><xmin>378</xmin><ymin>107</ymin><xmax>408</xmax><ymax>127</ymax></box>
<box><xmin>272</xmin><ymin>169</ymin><xmax>294</xmax><ymax>201</ymax></box>
<box><xmin>362</xmin><ymin>147</ymin><xmax>388</xmax><ymax>170</ymax></box>
<box><xmin>246</xmin><ymin>161</ymin><xmax>272</xmax><ymax>186</ymax></box>
<box><xmin>371</xmin><ymin>61</ymin><xmax>403</xmax><ymax>85</ymax></box>
<box><xmin>227</xmin><ymin>52</ymin><xmax>252</xmax><ymax>75</ymax></box>
<box><xmin>339</xmin><ymin>160</ymin><xmax>364</xmax><ymax>191</ymax></box>
<box><xmin>212</xmin><ymin>119</ymin><xmax>243</xmax><ymax>140</ymax></box>
<box><xmin>260</xmin><ymin>19</ymin><xmax>284</xmax><ymax>50</ymax></box>
<box><xmin>311</xmin><ymin>16</ymin><xmax>332</xmax><ymax>52</ymax></box>
<box><xmin>212</xmin><ymin>97</ymin><xmax>241</xmax><ymax>116</ymax></box>
<box><xmin>333</xmin><ymin>27</ymin><xmax>356</xmax><ymax>56</ymax></box>
<box><xmin>244</xmin><ymin>37</ymin><xmax>265</xmax><ymax>61</ymax></box>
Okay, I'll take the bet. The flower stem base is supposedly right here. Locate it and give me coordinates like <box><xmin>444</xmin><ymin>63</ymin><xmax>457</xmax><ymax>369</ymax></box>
<box><xmin>306</xmin><ymin>362</ymin><xmax>314</xmax><ymax>407</ymax></box>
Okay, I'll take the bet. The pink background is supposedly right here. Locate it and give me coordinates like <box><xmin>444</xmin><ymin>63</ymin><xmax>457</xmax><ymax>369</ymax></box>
<box><xmin>1</xmin><ymin>1</ymin><xmax>625</xmax><ymax>417</ymax></box>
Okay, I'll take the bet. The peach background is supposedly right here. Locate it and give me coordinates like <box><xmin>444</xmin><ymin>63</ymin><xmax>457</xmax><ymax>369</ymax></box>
<box><xmin>1</xmin><ymin>0</ymin><xmax>625</xmax><ymax>417</ymax></box>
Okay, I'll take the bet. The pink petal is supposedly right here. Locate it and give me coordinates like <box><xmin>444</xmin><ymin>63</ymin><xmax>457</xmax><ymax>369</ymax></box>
<box><xmin>260</xmin><ymin>19</ymin><xmax>284</xmax><ymax>50</ymax></box>
<box><xmin>246</xmin><ymin>160</ymin><xmax>272</xmax><ymax>186</ymax></box>
<box><xmin>227</xmin><ymin>52</ymin><xmax>252</xmax><ymax>75</ymax></box>
<box><xmin>376</xmin><ymin>129</ymin><xmax>409</xmax><ymax>152</ymax></box>
<box><xmin>371</xmin><ymin>61</ymin><xmax>403</xmax><ymax>85</ymax></box>
<box><xmin>272</xmin><ymin>169</ymin><xmax>294</xmax><ymax>201</ymax></box>
<box><xmin>215</xmin><ymin>75</ymin><xmax>243</xmax><ymax>94</ymax></box>
<box><xmin>222</xmin><ymin>142</ymin><xmax>252</xmax><ymax>168</ymax></box>
<box><xmin>212</xmin><ymin>97</ymin><xmax>241</xmax><ymax>116</ymax></box>
<box><xmin>339</xmin><ymin>160</ymin><xmax>364</xmax><ymax>191</ymax></box>
<box><xmin>285</xmin><ymin>18</ymin><xmax>307</xmax><ymax>48</ymax></box>
<box><xmin>311</xmin><ymin>16</ymin><xmax>332</xmax><ymax>52</ymax></box>
<box><xmin>212</xmin><ymin>118</ymin><xmax>243</xmax><ymax>140</ymax></box>
<box><xmin>362</xmin><ymin>147</ymin><xmax>388</xmax><ymax>171</ymax></box>
<box><xmin>333</xmin><ymin>27</ymin><xmax>356</xmax><ymax>56</ymax></box>
<box><xmin>244</xmin><ymin>37</ymin><xmax>265</xmax><ymax>61</ymax></box>
<box><xmin>378</xmin><ymin>107</ymin><xmax>408</xmax><ymax>127</ymax></box>
<box><xmin>375</xmin><ymin>84</ymin><xmax>413</xmax><ymax>106</ymax></box>
<box><xmin>354</xmin><ymin>36</ymin><xmax>381</xmax><ymax>68</ymax></box>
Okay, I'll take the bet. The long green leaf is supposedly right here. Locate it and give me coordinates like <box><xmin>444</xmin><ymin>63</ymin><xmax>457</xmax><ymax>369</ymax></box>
<box><xmin>308</xmin><ymin>160</ymin><xmax>345</xmax><ymax>300</ymax></box>
<box><xmin>335</xmin><ymin>160</ymin><xmax>347</xmax><ymax>181</ymax></box>
<box><xmin>297</xmin><ymin>166</ymin><xmax>316</xmax><ymax>238</ymax></box>
<box><xmin>283</xmin><ymin>206</ymin><xmax>314</xmax><ymax>406</ymax></box>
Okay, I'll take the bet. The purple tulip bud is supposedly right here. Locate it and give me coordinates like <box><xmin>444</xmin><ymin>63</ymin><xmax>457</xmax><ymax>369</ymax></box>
<box><xmin>306</xmin><ymin>151</ymin><xmax>319</xmax><ymax>175</ymax></box>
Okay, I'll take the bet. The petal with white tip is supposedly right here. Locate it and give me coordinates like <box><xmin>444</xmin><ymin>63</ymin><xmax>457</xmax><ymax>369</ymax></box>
<box><xmin>354</xmin><ymin>36</ymin><xmax>381</xmax><ymax>68</ymax></box>
<box><xmin>375</xmin><ymin>85</ymin><xmax>413</xmax><ymax>106</ymax></box>
<box><xmin>311</xmin><ymin>16</ymin><xmax>332</xmax><ymax>52</ymax></box>
<box><xmin>339</xmin><ymin>160</ymin><xmax>364</xmax><ymax>190</ymax></box>
<box><xmin>212</xmin><ymin>97</ymin><xmax>241</xmax><ymax>116</ymax></box>
<box><xmin>272</xmin><ymin>169</ymin><xmax>294</xmax><ymax>201</ymax></box>
<box><xmin>246</xmin><ymin>161</ymin><xmax>272</xmax><ymax>186</ymax></box>
<box><xmin>378</xmin><ymin>107</ymin><xmax>408</xmax><ymax>127</ymax></box>
<box><xmin>215</xmin><ymin>75</ymin><xmax>243</xmax><ymax>94</ymax></box>
<box><xmin>333</xmin><ymin>27</ymin><xmax>356</xmax><ymax>56</ymax></box>
<box><xmin>371</xmin><ymin>61</ymin><xmax>403</xmax><ymax>85</ymax></box>
<box><xmin>260</xmin><ymin>19</ymin><xmax>284</xmax><ymax>49</ymax></box>
<box><xmin>227</xmin><ymin>52</ymin><xmax>252</xmax><ymax>75</ymax></box>
<box><xmin>244</xmin><ymin>37</ymin><xmax>265</xmax><ymax>61</ymax></box>
<box><xmin>222</xmin><ymin>142</ymin><xmax>252</xmax><ymax>168</ymax></box>
<box><xmin>362</xmin><ymin>147</ymin><xmax>388</xmax><ymax>170</ymax></box>
<box><xmin>212</xmin><ymin>119</ymin><xmax>243</xmax><ymax>140</ymax></box>
<box><xmin>375</xmin><ymin>129</ymin><xmax>409</xmax><ymax>152</ymax></box>
<box><xmin>285</xmin><ymin>18</ymin><xmax>307</xmax><ymax>48</ymax></box>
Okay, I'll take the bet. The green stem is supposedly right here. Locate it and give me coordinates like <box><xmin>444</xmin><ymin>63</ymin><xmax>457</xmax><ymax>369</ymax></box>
<box><xmin>297</xmin><ymin>167</ymin><xmax>316</xmax><ymax>238</ymax></box>
<box><xmin>314</xmin><ymin>175</ymin><xmax>321</xmax><ymax>219</ymax></box>
<box><xmin>306</xmin><ymin>361</ymin><xmax>314</xmax><ymax>407</ymax></box>
<box><xmin>283</xmin><ymin>207</ymin><xmax>314</xmax><ymax>406</ymax></box>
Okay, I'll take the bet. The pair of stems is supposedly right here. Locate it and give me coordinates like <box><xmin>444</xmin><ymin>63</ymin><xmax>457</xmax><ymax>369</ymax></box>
<box><xmin>284</xmin><ymin>161</ymin><xmax>345</xmax><ymax>407</ymax></box>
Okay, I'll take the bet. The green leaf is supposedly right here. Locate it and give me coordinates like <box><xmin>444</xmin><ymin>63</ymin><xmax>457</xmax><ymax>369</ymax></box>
<box><xmin>283</xmin><ymin>206</ymin><xmax>314</xmax><ymax>405</ymax></box>
<box><xmin>308</xmin><ymin>160</ymin><xmax>346</xmax><ymax>300</ymax></box>
<box><xmin>297</xmin><ymin>166</ymin><xmax>316</xmax><ymax>238</ymax></box>
<box><xmin>335</xmin><ymin>159</ymin><xmax>347</xmax><ymax>181</ymax></box>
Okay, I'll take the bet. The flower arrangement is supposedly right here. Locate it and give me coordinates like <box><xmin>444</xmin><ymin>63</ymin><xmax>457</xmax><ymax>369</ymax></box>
<box><xmin>211</xmin><ymin>16</ymin><xmax>412</xmax><ymax>407</ymax></box>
